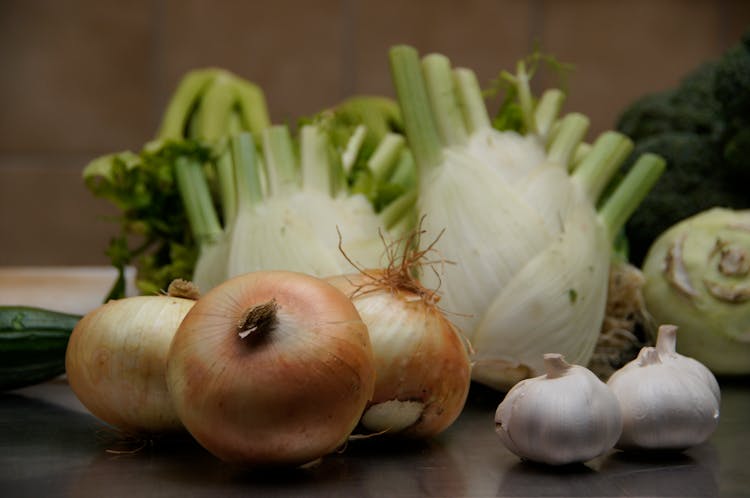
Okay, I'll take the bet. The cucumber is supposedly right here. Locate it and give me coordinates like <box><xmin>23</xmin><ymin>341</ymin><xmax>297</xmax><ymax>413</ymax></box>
<box><xmin>0</xmin><ymin>306</ymin><xmax>81</xmax><ymax>391</ymax></box>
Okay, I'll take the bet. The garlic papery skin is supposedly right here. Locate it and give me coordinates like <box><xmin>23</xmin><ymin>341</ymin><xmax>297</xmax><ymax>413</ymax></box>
<box><xmin>65</xmin><ymin>282</ymin><xmax>197</xmax><ymax>433</ymax></box>
<box><xmin>606</xmin><ymin>338</ymin><xmax>720</xmax><ymax>452</ymax></box>
<box><xmin>494</xmin><ymin>353</ymin><xmax>622</xmax><ymax>465</ymax></box>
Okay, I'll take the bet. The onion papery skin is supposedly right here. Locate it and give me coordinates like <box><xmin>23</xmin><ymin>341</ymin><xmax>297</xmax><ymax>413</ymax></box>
<box><xmin>166</xmin><ymin>271</ymin><xmax>376</xmax><ymax>467</ymax></box>
<box><xmin>327</xmin><ymin>272</ymin><xmax>471</xmax><ymax>438</ymax></box>
<box><xmin>65</xmin><ymin>295</ymin><xmax>196</xmax><ymax>433</ymax></box>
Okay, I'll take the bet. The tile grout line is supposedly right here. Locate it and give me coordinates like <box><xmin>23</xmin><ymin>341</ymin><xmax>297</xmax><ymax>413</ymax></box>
<box><xmin>527</xmin><ymin>0</ymin><xmax>547</xmax><ymax>92</ymax></box>
<box><xmin>528</xmin><ymin>0</ymin><xmax>545</xmax><ymax>49</ymax></box>
<box><xmin>717</xmin><ymin>0</ymin><xmax>738</xmax><ymax>51</ymax></box>
<box><xmin>151</xmin><ymin>0</ymin><xmax>168</xmax><ymax>133</ymax></box>
<box><xmin>340</xmin><ymin>0</ymin><xmax>358</xmax><ymax>99</ymax></box>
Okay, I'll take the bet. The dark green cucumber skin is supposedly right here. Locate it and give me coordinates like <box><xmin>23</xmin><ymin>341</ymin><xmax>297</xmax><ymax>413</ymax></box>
<box><xmin>0</xmin><ymin>306</ymin><xmax>81</xmax><ymax>391</ymax></box>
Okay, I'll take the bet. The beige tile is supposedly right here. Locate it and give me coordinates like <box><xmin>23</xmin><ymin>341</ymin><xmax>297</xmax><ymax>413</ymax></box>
<box><xmin>351</xmin><ymin>0</ymin><xmax>535</xmax><ymax>103</ymax></box>
<box><xmin>538</xmin><ymin>0</ymin><xmax>733</xmax><ymax>135</ymax></box>
<box><xmin>3</xmin><ymin>0</ymin><xmax>746</xmax><ymax>268</ymax></box>
<box><xmin>0</xmin><ymin>155</ymin><xmax>119</xmax><ymax>265</ymax></box>
<box><xmin>159</xmin><ymin>0</ymin><xmax>347</xmax><ymax>125</ymax></box>
<box><xmin>0</xmin><ymin>0</ymin><xmax>156</xmax><ymax>153</ymax></box>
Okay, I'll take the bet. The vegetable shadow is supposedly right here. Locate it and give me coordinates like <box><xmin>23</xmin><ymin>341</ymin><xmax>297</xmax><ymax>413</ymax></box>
<box><xmin>0</xmin><ymin>393</ymin><xmax>107</xmax><ymax>494</ymax></box>
<box><xmin>497</xmin><ymin>459</ymin><xmax>611</xmax><ymax>497</ymax></box>
<box><xmin>595</xmin><ymin>447</ymin><xmax>719</xmax><ymax>497</ymax></box>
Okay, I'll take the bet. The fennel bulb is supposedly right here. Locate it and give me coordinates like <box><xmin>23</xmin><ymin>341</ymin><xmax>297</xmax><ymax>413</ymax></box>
<box><xmin>176</xmin><ymin>126</ymin><xmax>417</xmax><ymax>292</ymax></box>
<box><xmin>390</xmin><ymin>46</ymin><xmax>665</xmax><ymax>390</ymax></box>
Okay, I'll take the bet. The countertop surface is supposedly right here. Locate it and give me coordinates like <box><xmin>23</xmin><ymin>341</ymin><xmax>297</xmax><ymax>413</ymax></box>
<box><xmin>1</xmin><ymin>379</ymin><xmax>748</xmax><ymax>497</ymax></box>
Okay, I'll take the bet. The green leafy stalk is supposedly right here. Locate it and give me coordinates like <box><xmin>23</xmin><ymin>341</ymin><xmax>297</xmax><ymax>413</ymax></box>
<box><xmin>389</xmin><ymin>149</ymin><xmax>417</xmax><ymax>191</ymax></box>
<box><xmin>572</xmin><ymin>142</ymin><xmax>593</xmax><ymax>168</ymax></box>
<box><xmin>157</xmin><ymin>69</ymin><xmax>217</xmax><ymax>140</ymax></box>
<box><xmin>194</xmin><ymin>72</ymin><xmax>236</xmax><ymax>141</ymax></box>
<box><xmin>368</xmin><ymin>133</ymin><xmax>406</xmax><ymax>184</ymax></box>
<box><xmin>534</xmin><ymin>89</ymin><xmax>566</xmax><ymax>139</ymax></box>
<box><xmin>300</xmin><ymin>125</ymin><xmax>333</xmax><ymax>195</ymax></box>
<box><xmin>232</xmin><ymin>78</ymin><xmax>272</xmax><ymax>136</ymax></box>
<box><xmin>214</xmin><ymin>145</ymin><xmax>237</xmax><ymax>227</ymax></box>
<box><xmin>389</xmin><ymin>45</ymin><xmax>444</xmax><ymax>174</ymax></box>
<box><xmin>380</xmin><ymin>189</ymin><xmax>418</xmax><ymax>231</ymax></box>
<box><xmin>546</xmin><ymin>113</ymin><xmax>590</xmax><ymax>168</ymax></box>
<box><xmin>263</xmin><ymin>125</ymin><xmax>299</xmax><ymax>196</ymax></box>
<box><xmin>422</xmin><ymin>54</ymin><xmax>468</xmax><ymax>146</ymax></box>
<box><xmin>572</xmin><ymin>131</ymin><xmax>634</xmax><ymax>202</ymax></box>
<box><xmin>341</xmin><ymin>125</ymin><xmax>367</xmax><ymax>173</ymax></box>
<box><xmin>453</xmin><ymin>67</ymin><xmax>492</xmax><ymax>134</ymax></box>
<box><xmin>157</xmin><ymin>69</ymin><xmax>270</xmax><ymax>143</ymax></box>
<box><xmin>231</xmin><ymin>132</ymin><xmax>263</xmax><ymax>209</ymax></box>
<box><xmin>174</xmin><ymin>156</ymin><xmax>222</xmax><ymax>248</ymax></box>
<box><xmin>598</xmin><ymin>153</ymin><xmax>666</xmax><ymax>242</ymax></box>
<box><xmin>502</xmin><ymin>61</ymin><xmax>537</xmax><ymax>134</ymax></box>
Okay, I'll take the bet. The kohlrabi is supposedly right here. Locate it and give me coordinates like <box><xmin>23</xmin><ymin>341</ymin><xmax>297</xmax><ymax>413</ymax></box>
<box><xmin>642</xmin><ymin>207</ymin><xmax>750</xmax><ymax>375</ymax></box>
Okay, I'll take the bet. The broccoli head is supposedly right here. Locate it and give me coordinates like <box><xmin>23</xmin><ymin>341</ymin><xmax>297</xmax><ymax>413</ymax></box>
<box><xmin>617</xmin><ymin>30</ymin><xmax>750</xmax><ymax>265</ymax></box>
<box><xmin>723</xmin><ymin>127</ymin><xmax>750</xmax><ymax>182</ymax></box>
<box><xmin>714</xmin><ymin>32</ymin><xmax>750</xmax><ymax>124</ymax></box>
<box><xmin>617</xmin><ymin>61</ymin><xmax>724</xmax><ymax>142</ymax></box>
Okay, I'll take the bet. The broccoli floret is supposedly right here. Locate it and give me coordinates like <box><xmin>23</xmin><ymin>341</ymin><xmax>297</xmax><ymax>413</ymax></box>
<box><xmin>714</xmin><ymin>35</ymin><xmax>750</xmax><ymax>184</ymax></box>
<box><xmin>723</xmin><ymin>127</ymin><xmax>750</xmax><ymax>182</ymax></box>
<box><xmin>617</xmin><ymin>31</ymin><xmax>750</xmax><ymax>265</ymax></box>
<box><xmin>714</xmin><ymin>36</ymin><xmax>750</xmax><ymax>123</ymax></box>
<box><xmin>617</xmin><ymin>62</ymin><xmax>723</xmax><ymax>142</ymax></box>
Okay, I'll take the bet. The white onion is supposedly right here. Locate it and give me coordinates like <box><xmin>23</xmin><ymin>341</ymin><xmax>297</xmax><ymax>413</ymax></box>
<box><xmin>65</xmin><ymin>281</ymin><xmax>197</xmax><ymax>433</ymax></box>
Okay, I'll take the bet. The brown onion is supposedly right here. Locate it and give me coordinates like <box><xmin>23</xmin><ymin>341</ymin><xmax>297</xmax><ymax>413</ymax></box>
<box><xmin>165</xmin><ymin>270</ymin><xmax>375</xmax><ymax>467</ymax></box>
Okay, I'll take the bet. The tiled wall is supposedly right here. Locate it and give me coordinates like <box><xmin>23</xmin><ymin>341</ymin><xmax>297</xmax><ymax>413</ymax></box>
<box><xmin>1</xmin><ymin>0</ymin><xmax>748</xmax><ymax>266</ymax></box>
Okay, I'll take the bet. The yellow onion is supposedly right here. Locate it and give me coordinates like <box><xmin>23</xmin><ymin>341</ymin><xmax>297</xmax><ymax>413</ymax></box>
<box><xmin>327</xmin><ymin>232</ymin><xmax>471</xmax><ymax>438</ymax></box>
<box><xmin>165</xmin><ymin>270</ymin><xmax>376</xmax><ymax>467</ymax></box>
<box><xmin>65</xmin><ymin>280</ymin><xmax>198</xmax><ymax>433</ymax></box>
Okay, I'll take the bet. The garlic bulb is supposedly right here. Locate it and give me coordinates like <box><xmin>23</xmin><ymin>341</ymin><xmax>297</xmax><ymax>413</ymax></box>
<box><xmin>607</xmin><ymin>325</ymin><xmax>721</xmax><ymax>451</ymax></box>
<box><xmin>494</xmin><ymin>353</ymin><xmax>622</xmax><ymax>465</ymax></box>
